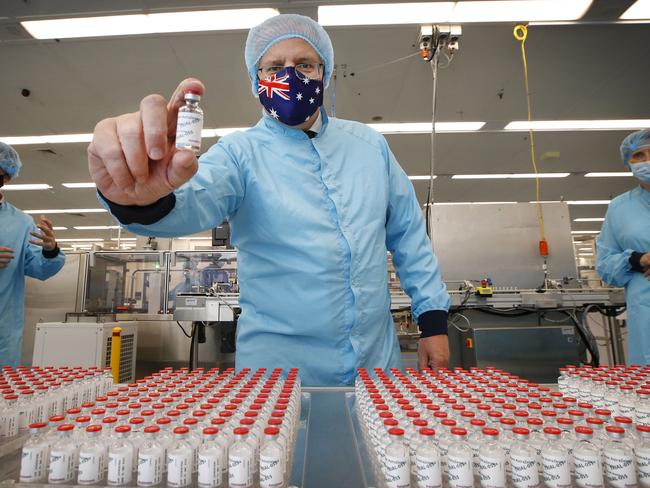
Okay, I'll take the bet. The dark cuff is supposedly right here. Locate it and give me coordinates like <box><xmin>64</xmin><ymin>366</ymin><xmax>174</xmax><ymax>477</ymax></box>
<box><xmin>630</xmin><ymin>251</ymin><xmax>645</xmax><ymax>273</ymax></box>
<box><xmin>417</xmin><ymin>310</ymin><xmax>449</xmax><ymax>338</ymax></box>
<box><xmin>98</xmin><ymin>190</ymin><xmax>176</xmax><ymax>225</ymax></box>
<box><xmin>42</xmin><ymin>246</ymin><xmax>60</xmax><ymax>259</ymax></box>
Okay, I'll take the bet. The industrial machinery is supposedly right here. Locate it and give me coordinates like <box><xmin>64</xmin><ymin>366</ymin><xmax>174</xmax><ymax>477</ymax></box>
<box><xmin>32</xmin><ymin>321</ymin><xmax>138</xmax><ymax>383</ymax></box>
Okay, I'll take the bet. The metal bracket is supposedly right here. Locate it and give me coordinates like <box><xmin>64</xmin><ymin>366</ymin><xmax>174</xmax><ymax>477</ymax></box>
<box><xmin>418</xmin><ymin>24</ymin><xmax>462</xmax><ymax>62</ymax></box>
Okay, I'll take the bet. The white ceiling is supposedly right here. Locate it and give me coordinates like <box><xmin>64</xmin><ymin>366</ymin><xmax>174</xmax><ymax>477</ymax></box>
<box><xmin>0</xmin><ymin>0</ymin><xmax>648</xmax><ymax>245</ymax></box>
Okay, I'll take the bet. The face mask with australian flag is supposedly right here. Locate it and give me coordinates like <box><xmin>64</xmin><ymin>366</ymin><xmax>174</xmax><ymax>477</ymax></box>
<box><xmin>258</xmin><ymin>66</ymin><xmax>324</xmax><ymax>126</ymax></box>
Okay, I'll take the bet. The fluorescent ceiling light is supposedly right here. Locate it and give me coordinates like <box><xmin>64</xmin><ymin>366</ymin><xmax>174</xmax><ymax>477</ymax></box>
<box><xmin>571</xmin><ymin>231</ymin><xmax>600</xmax><ymax>235</ymax></box>
<box><xmin>62</xmin><ymin>182</ymin><xmax>96</xmax><ymax>188</ymax></box>
<box><xmin>0</xmin><ymin>134</ymin><xmax>93</xmax><ymax>145</ymax></box>
<box><xmin>505</xmin><ymin>119</ymin><xmax>650</xmax><ymax>131</ymax></box>
<box><xmin>318</xmin><ymin>1</ymin><xmax>591</xmax><ymax>25</ymax></box>
<box><xmin>110</xmin><ymin>238</ymin><xmax>137</xmax><ymax>241</ymax></box>
<box><xmin>573</xmin><ymin>218</ymin><xmax>605</xmax><ymax>222</ymax></box>
<box><xmin>452</xmin><ymin>173</ymin><xmax>569</xmax><ymax>179</ymax></box>
<box><xmin>368</xmin><ymin>122</ymin><xmax>485</xmax><ymax>133</ymax></box>
<box><xmin>318</xmin><ymin>2</ymin><xmax>454</xmax><ymax>26</ymax></box>
<box><xmin>52</xmin><ymin>227</ymin><xmax>68</xmax><ymax>231</ymax></box>
<box><xmin>425</xmin><ymin>201</ymin><xmax>517</xmax><ymax>206</ymax></box>
<box><xmin>408</xmin><ymin>175</ymin><xmax>438</xmax><ymax>180</ymax></box>
<box><xmin>567</xmin><ymin>200</ymin><xmax>611</xmax><ymax>205</ymax></box>
<box><xmin>449</xmin><ymin>0</ymin><xmax>593</xmax><ymax>22</ymax></box>
<box><xmin>202</xmin><ymin>128</ymin><xmax>249</xmax><ymax>138</ymax></box>
<box><xmin>621</xmin><ymin>0</ymin><xmax>650</xmax><ymax>19</ymax></box>
<box><xmin>1</xmin><ymin>122</ymin><xmax>483</xmax><ymax>146</ymax></box>
<box><xmin>584</xmin><ymin>172</ymin><xmax>633</xmax><ymax>177</ymax></box>
<box><xmin>57</xmin><ymin>238</ymin><xmax>105</xmax><ymax>242</ymax></box>
<box><xmin>2</xmin><ymin>184</ymin><xmax>52</xmax><ymax>190</ymax></box>
<box><xmin>578</xmin><ymin>247</ymin><xmax>593</xmax><ymax>251</ymax></box>
<box><xmin>21</xmin><ymin>8</ymin><xmax>279</xmax><ymax>40</ymax></box>
<box><xmin>74</xmin><ymin>225</ymin><xmax>121</xmax><ymax>230</ymax></box>
<box><xmin>23</xmin><ymin>208</ymin><xmax>108</xmax><ymax>214</ymax></box>
<box><xmin>578</xmin><ymin>253</ymin><xmax>594</xmax><ymax>256</ymax></box>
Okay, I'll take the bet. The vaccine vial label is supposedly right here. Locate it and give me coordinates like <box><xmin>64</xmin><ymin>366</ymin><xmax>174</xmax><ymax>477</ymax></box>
<box><xmin>78</xmin><ymin>450</ymin><xmax>103</xmax><ymax>484</ymax></box>
<box><xmin>137</xmin><ymin>452</ymin><xmax>163</xmax><ymax>486</ymax></box>
<box><xmin>176</xmin><ymin>111</ymin><xmax>203</xmax><ymax>153</ymax></box>
<box><xmin>415</xmin><ymin>454</ymin><xmax>443</xmax><ymax>488</ymax></box>
<box><xmin>510</xmin><ymin>453</ymin><xmax>540</xmax><ymax>488</ymax></box>
<box><xmin>604</xmin><ymin>451</ymin><xmax>637</xmax><ymax>488</ymax></box>
<box><xmin>228</xmin><ymin>455</ymin><xmax>252</xmax><ymax>487</ymax></box>
<box><xmin>447</xmin><ymin>454</ymin><xmax>474</xmax><ymax>488</ymax></box>
<box><xmin>108</xmin><ymin>451</ymin><xmax>133</xmax><ymax>485</ymax></box>
<box><xmin>198</xmin><ymin>453</ymin><xmax>222</xmax><ymax>488</ymax></box>
<box><xmin>541</xmin><ymin>453</ymin><xmax>571</xmax><ymax>488</ymax></box>
<box><xmin>167</xmin><ymin>452</ymin><xmax>192</xmax><ymax>487</ymax></box>
<box><xmin>636</xmin><ymin>448</ymin><xmax>650</xmax><ymax>487</ymax></box>
<box><xmin>259</xmin><ymin>454</ymin><xmax>284</xmax><ymax>488</ymax></box>
<box><xmin>20</xmin><ymin>445</ymin><xmax>48</xmax><ymax>482</ymax></box>
<box><xmin>573</xmin><ymin>452</ymin><xmax>604</xmax><ymax>488</ymax></box>
<box><xmin>479</xmin><ymin>454</ymin><xmax>507</xmax><ymax>488</ymax></box>
<box><xmin>48</xmin><ymin>450</ymin><xmax>76</xmax><ymax>483</ymax></box>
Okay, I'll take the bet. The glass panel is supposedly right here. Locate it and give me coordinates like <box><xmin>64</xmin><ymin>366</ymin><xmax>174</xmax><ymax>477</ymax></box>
<box><xmin>84</xmin><ymin>252</ymin><xmax>167</xmax><ymax>314</ymax></box>
<box><xmin>167</xmin><ymin>250</ymin><xmax>238</xmax><ymax>311</ymax></box>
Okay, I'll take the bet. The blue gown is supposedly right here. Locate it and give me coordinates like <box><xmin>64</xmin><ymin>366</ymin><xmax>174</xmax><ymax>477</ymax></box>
<box><xmin>0</xmin><ymin>200</ymin><xmax>65</xmax><ymax>366</ymax></box>
<box><xmin>596</xmin><ymin>186</ymin><xmax>650</xmax><ymax>365</ymax></box>
<box><xmin>102</xmin><ymin>109</ymin><xmax>450</xmax><ymax>385</ymax></box>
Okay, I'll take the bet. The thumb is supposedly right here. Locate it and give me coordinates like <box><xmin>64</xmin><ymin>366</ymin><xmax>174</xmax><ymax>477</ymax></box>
<box><xmin>167</xmin><ymin>150</ymin><xmax>198</xmax><ymax>189</ymax></box>
<box><xmin>418</xmin><ymin>342</ymin><xmax>429</xmax><ymax>371</ymax></box>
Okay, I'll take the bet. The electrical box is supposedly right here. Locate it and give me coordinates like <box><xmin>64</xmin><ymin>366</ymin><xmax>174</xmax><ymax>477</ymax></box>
<box><xmin>32</xmin><ymin>322</ymin><xmax>138</xmax><ymax>383</ymax></box>
<box><xmin>449</xmin><ymin>325</ymin><xmax>580</xmax><ymax>383</ymax></box>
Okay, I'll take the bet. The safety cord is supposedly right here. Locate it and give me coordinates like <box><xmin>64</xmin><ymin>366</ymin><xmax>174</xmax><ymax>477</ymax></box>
<box><xmin>425</xmin><ymin>47</ymin><xmax>441</xmax><ymax>239</ymax></box>
<box><xmin>514</xmin><ymin>25</ymin><xmax>546</xmax><ymax>244</ymax></box>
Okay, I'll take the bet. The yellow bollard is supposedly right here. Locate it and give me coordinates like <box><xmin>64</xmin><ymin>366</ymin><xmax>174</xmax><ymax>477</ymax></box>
<box><xmin>110</xmin><ymin>326</ymin><xmax>122</xmax><ymax>384</ymax></box>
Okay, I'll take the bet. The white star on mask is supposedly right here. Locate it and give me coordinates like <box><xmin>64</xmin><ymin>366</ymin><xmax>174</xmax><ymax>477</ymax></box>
<box><xmin>296</xmin><ymin>93</ymin><xmax>303</xmax><ymax>101</ymax></box>
<box><xmin>309</xmin><ymin>98</ymin><xmax>315</xmax><ymax>104</ymax></box>
<box><xmin>269</xmin><ymin>108</ymin><xmax>279</xmax><ymax>119</ymax></box>
<box><xmin>315</xmin><ymin>87</ymin><xmax>321</xmax><ymax>94</ymax></box>
<box><xmin>302</xmin><ymin>78</ymin><xmax>310</xmax><ymax>85</ymax></box>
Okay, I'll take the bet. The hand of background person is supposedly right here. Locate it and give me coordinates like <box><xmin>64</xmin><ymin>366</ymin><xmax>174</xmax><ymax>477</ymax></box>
<box><xmin>0</xmin><ymin>247</ymin><xmax>14</xmax><ymax>269</ymax></box>
<box><xmin>88</xmin><ymin>78</ymin><xmax>205</xmax><ymax>206</ymax></box>
<box><xmin>29</xmin><ymin>216</ymin><xmax>57</xmax><ymax>251</ymax></box>
<box><xmin>418</xmin><ymin>334</ymin><xmax>450</xmax><ymax>370</ymax></box>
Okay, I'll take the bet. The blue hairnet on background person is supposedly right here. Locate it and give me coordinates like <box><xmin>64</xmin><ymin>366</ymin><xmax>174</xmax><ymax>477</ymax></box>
<box><xmin>88</xmin><ymin>14</ymin><xmax>451</xmax><ymax>386</ymax></box>
<box><xmin>0</xmin><ymin>142</ymin><xmax>65</xmax><ymax>367</ymax></box>
<box><xmin>597</xmin><ymin>128</ymin><xmax>650</xmax><ymax>365</ymax></box>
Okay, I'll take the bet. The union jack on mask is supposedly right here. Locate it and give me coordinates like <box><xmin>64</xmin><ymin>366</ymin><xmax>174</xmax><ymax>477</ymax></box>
<box><xmin>258</xmin><ymin>67</ymin><xmax>324</xmax><ymax>127</ymax></box>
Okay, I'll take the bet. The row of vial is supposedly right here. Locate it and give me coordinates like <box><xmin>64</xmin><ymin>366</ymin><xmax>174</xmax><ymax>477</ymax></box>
<box><xmin>558</xmin><ymin>365</ymin><xmax>650</xmax><ymax>419</ymax></box>
<box><xmin>20</xmin><ymin>421</ymin><xmax>286</xmax><ymax>488</ymax></box>
<box><xmin>0</xmin><ymin>366</ymin><xmax>299</xmax><ymax>439</ymax></box>
<box><xmin>354</xmin><ymin>366</ymin><xmax>650</xmax><ymax>488</ymax></box>
<box><xmin>0</xmin><ymin>366</ymin><xmax>116</xmax><ymax>437</ymax></box>
<box><xmin>11</xmin><ymin>366</ymin><xmax>302</xmax><ymax>488</ymax></box>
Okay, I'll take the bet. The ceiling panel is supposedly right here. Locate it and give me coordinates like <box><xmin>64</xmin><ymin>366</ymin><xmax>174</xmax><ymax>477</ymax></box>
<box><xmin>0</xmin><ymin>0</ymin><xmax>648</xmax><ymax>246</ymax></box>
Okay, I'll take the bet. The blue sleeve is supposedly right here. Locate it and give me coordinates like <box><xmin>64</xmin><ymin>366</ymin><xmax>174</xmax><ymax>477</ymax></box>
<box><xmin>100</xmin><ymin>139</ymin><xmax>246</xmax><ymax>237</ymax></box>
<box><xmin>596</xmin><ymin>203</ymin><xmax>636</xmax><ymax>287</ymax></box>
<box><xmin>23</xmin><ymin>226</ymin><xmax>65</xmax><ymax>280</ymax></box>
<box><xmin>382</xmin><ymin>139</ymin><xmax>451</xmax><ymax>323</ymax></box>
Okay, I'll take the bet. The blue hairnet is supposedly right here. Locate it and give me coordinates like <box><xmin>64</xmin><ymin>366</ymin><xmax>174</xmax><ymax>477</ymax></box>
<box><xmin>620</xmin><ymin>129</ymin><xmax>650</xmax><ymax>167</ymax></box>
<box><xmin>0</xmin><ymin>142</ymin><xmax>21</xmax><ymax>179</ymax></box>
<box><xmin>244</xmin><ymin>14</ymin><xmax>334</xmax><ymax>96</ymax></box>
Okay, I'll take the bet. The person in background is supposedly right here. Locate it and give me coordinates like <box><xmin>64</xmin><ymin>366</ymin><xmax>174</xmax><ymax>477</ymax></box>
<box><xmin>0</xmin><ymin>142</ymin><xmax>65</xmax><ymax>366</ymax></box>
<box><xmin>596</xmin><ymin>128</ymin><xmax>650</xmax><ymax>365</ymax></box>
<box><xmin>87</xmin><ymin>14</ymin><xmax>451</xmax><ymax>386</ymax></box>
